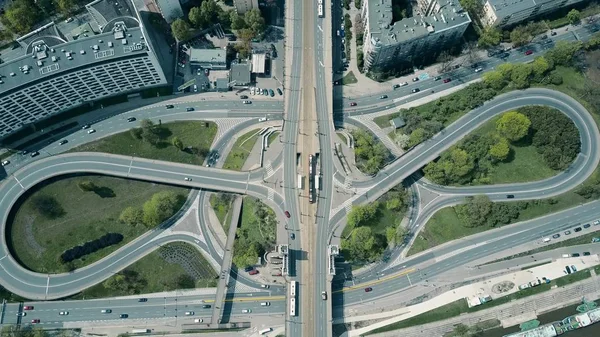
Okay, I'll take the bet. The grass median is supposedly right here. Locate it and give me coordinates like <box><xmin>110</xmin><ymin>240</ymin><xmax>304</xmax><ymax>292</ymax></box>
<box><xmin>9</xmin><ymin>175</ymin><xmax>189</xmax><ymax>273</ymax></box>
<box><xmin>223</xmin><ymin>129</ymin><xmax>261</xmax><ymax>171</ymax></box>
<box><xmin>70</xmin><ymin>121</ymin><xmax>217</xmax><ymax>166</ymax></box>
<box><xmin>73</xmin><ymin>242</ymin><xmax>217</xmax><ymax>299</ymax></box>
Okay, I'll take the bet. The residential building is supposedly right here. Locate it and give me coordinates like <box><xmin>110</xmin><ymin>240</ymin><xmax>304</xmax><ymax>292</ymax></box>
<box><xmin>361</xmin><ymin>0</ymin><xmax>471</xmax><ymax>73</ymax></box>
<box><xmin>0</xmin><ymin>0</ymin><xmax>167</xmax><ymax>140</ymax></box>
<box><xmin>234</xmin><ymin>0</ymin><xmax>259</xmax><ymax>14</ymax></box>
<box><xmin>189</xmin><ymin>48</ymin><xmax>228</xmax><ymax>70</ymax></box>
<box><xmin>230</xmin><ymin>61</ymin><xmax>252</xmax><ymax>86</ymax></box>
<box><xmin>252</xmin><ymin>53</ymin><xmax>266</xmax><ymax>74</ymax></box>
<box><xmin>482</xmin><ymin>0</ymin><xmax>588</xmax><ymax>27</ymax></box>
<box><xmin>154</xmin><ymin>0</ymin><xmax>184</xmax><ymax>24</ymax></box>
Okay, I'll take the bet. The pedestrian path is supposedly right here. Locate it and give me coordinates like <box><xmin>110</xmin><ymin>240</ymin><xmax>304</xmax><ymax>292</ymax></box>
<box><xmin>350</xmin><ymin>116</ymin><xmax>403</xmax><ymax>157</ymax></box>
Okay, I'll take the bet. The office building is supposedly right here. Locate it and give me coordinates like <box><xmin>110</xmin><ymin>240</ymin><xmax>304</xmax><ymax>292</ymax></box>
<box><xmin>230</xmin><ymin>61</ymin><xmax>252</xmax><ymax>86</ymax></box>
<box><xmin>234</xmin><ymin>0</ymin><xmax>259</xmax><ymax>14</ymax></box>
<box><xmin>361</xmin><ymin>0</ymin><xmax>471</xmax><ymax>72</ymax></box>
<box><xmin>0</xmin><ymin>0</ymin><xmax>167</xmax><ymax>139</ymax></box>
<box><xmin>482</xmin><ymin>0</ymin><xmax>588</xmax><ymax>27</ymax></box>
<box><xmin>154</xmin><ymin>0</ymin><xmax>184</xmax><ymax>24</ymax></box>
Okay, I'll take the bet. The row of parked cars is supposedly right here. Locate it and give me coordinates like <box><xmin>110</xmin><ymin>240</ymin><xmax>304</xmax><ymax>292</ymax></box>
<box><xmin>250</xmin><ymin>87</ymin><xmax>283</xmax><ymax>97</ymax></box>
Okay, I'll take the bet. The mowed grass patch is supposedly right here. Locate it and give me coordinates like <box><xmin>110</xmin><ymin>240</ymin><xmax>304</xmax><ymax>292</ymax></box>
<box><xmin>73</xmin><ymin>242</ymin><xmax>217</xmax><ymax>299</ymax></box>
<box><xmin>223</xmin><ymin>129</ymin><xmax>261</xmax><ymax>171</ymax></box>
<box><xmin>9</xmin><ymin>175</ymin><xmax>189</xmax><ymax>273</ymax></box>
<box><xmin>209</xmin><ymin>193</ymin><xmax>234</xmax><ymax>231</ymax></box>
<box><xmin>487</xmin><ymin>145</ymin><xmax>557</xmax><ymax>184</ymax></box>
<box><xmin>70</xmin><ymin>121</ymin><xmax>217</xmax><ymax>165</ymax></box>
<box><xmin>342</xmin><ymin>71</ymin><xmax>358</xmax><ymax>85</ymax></box>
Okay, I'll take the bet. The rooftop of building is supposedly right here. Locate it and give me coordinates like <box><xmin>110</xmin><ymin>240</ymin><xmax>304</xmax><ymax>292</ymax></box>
<box><xmin>251</xmin><ymin>53</ymin><xmax>266</xmax><ymax>73</ymax></box>
<box><xmin>230</xmin><ymin>61</ymin><xmax>251</xmax><ymax>84</ymax></box>
<box><xmin>0</xmin><ymin>0</ymin><xmax>152</xmax><ymax>95</ymax></box>
<box><xmin>366</xmin><ymin>0</ymin><xmax>470</xmax><ymax>47</ymax></box>
<box><xmin>485</xmin><ymin>0</ymin><xmax>544</xmax><ymax>15</ymax></box>
<box><xmin>189</xmin><ymin>48</ymin><xmax>227</xmax><ymax>64</ymax></box>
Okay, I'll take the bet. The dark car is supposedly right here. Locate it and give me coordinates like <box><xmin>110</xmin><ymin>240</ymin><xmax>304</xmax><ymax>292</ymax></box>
<box><xmin>380</xmin><ymin>95</ymin><xmax>388</xmax><ymax>99</ymax></box>
<box><xmin>575</xmin><ymin>227</ymin><xmax>582</xmax><ymax>232</ymax></box>
<box><xmin>392</xmin><ymin>84</ymin><xmax>400</xmax><ymax>89</ymax></box>
<box><xmin>31</xmin><ymin>319</ymin><xmax>40</xmax><ymax>324</ymax></box>
<box><xmin>506</xmin><ymin>195</ymin><xmax>515</xmax><ymax>198</ymax></box>
<box><xmin>244</xmin><ymin>266</ymin><xmax>254</xmax><ymax>272</ymax></box>
<box><xmin>565</xmin><ymin>265</ymin><xmax>572</xmax><ymax>274</ymax></box>
<box><xmin>552</xmin><ymin>233</ymin><xmax>561</xmax><ymax>239</ymax></box>
<box><xmin>81</xmin><ymin>124</ymin><xmax>91</xmax><ymax>130</ymax></box>
<box><xmin>186</xmin><ymin>107</ymin><xmax>194</xmax><ymax>112</ymax></box>
<box><xmin>364</xmin><ymin>287</ymin><xmax>373</xmax><ymax>292</ymax></box>
<box><xmin>120</xmin><ymin>314</ymin><xmax>128</xmax><ymax>318</ymax></box>
<box><xmin>551</xmin><ymin>31</ymin><xmax>557</xmax><ymax>36</ymax></box>
<box><xmin>443</xmin><ymin>78</ymin><xmax>451</xmax><ymax>83</ymax></box>
<box><xmin>30</xmin><ymin>151</ymin><xmax>39</xmax><ymax>158</ymax></box>
<box><xmin>202</xmin><ymin>305</ymin><xmax>211</xmax><ymax>309</ymax></box>
<box><xmin>584</xmin><ymin>223</ymin><xmax>591</xmax><ymax>229</ymax></box>
<box><xmin>412</xmin><ymin>88</ymin><xmax>420</xmax><ymax>93</ymax></box>
<box><xmin>285</xmin><ymin>211</ymin><xmax>291</xmax><ymax>218</ymax></box>
<box><xmin>584</xmin><ymin>252</ymin><xmax>591</xmax><ymax>256</ymax></box>
<box><xmin>412</xmin><ymin>77</ymin><xmax>419</xmax><ymax>82</ymax></box>
<box><xmin>572</xmin><ymin>253</ymin><xmax>580</xmax><ymax>257</ymax></box>
<box><xmin>166</xmin><ymin>105</ymin><xmax>174</xmax><ymax>109</ymax></box>
<box><xmin>138</xmin><ymin>298</ymin><xmax>147</xmax><ymax>302</ymax></box>
<box><xmin>290</xmin><ymin>233</ymin><xmax>295</xmax><ymax>240</ymax></box>
<box><xmin>269</xmin><ymin>89</ymin><xmax>275</xmax><ymax>97</ymax></box>
<box><xmin>433</xmin><ymin>76</ymin><xmax>441</xmax><ymax>81</ymax></box>
<box><xmin>240</xmin><ymin>95</ymin><xmax>248</xmax><ymax>99</ymax></box>
<box><xmin>525</xmin><ymin>50</ymin><xmax>534</xmax><ymax>55</ymax></box>
<box><xmin>277</xmin><ymin>88</ymin><xmax>283</xmax><ymax>95</ymax></box>
<box><xmin>350</xmin><ymin>102</ymin><xmax>357</xmax><ymax>106</ymax></box>
<box><xmin>58</xmin><ymin>139</ymin><xmax>68</xmax><ymax>145</ymax></box>
<box><xmin>127</xmin><ymin>117</ymin><xmax>136</xmax><ymax>122</ymax></box>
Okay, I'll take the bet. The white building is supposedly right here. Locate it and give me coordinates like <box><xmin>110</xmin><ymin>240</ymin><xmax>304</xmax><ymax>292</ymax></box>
<box><xmin>234</xmin><ymin>0</ymin><xmax>259</xmax><ymax>14</ymax></box>
<box><xmin>251</xmin><ymin>53</ymin><xmax>266</xmax><ymax>74</ymax></box>
<box><xmin>361</xmin><ymin>0</ymin><xmax>471</xmax><ymax>73</ymax></box>
<box><xmin>482</xmin><ymin>0</ymin><xmax>589</xmax><ymax>27</ymax></box>
<box><xmin>154</xmin><ymin>0</ymin><xmax>184</xmax><ymax>24</ymax></box>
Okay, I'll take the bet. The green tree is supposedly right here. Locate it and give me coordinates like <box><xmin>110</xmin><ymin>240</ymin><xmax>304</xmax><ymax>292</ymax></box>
<box><xmin>510</xmin><ymin>27</ymin><xmax>530</xmax><ymax>47</ymax></box>
<box><xmin>567</xmin><ymin>9</ymin><xmax>581</xmax><ymax>25</ymax></box>
<box><xmin>54</xmin><ymin>0</ymin><xmax>76</xmax><ymax>16</ymax></box>
<box><xmin>510</xmin><ymin>63</ymin><xmax>533</xmax><ymax>89</ymax></box>
<box><xmin>394</xmin><ymin>132</ymin><xmax>411</xmax><ymax>149</ymax></box>
<box><xmin>171</xmin><ymin>19</ymin><xmax>191</xmax><ymax>41</ymax></box>
<box><xmin>455</xmin><ymin>195</ymin><xmax>493</xmax><ymax>228</ymax></box>
<box><xmin>232</xmin><ymin>241</ymin><xmax>259</xmax><ymax>267</ymax></box>
<box><xmin>450</xmin><ymin>323</ymin><xmax>471</xmax><ymax>337</ymax></box>
<box><xmin>496</xmin><ymin>111</ymin><xmax>531</xmax><ymax>141</ymax></box>
<box><xmin>77</xmin><ymin>180</ymin><xmax>97</xmax><ymax>192</ymax></box>
<box><xmin>172</xmin><ymin>136</ymin><xmax>184</xmax><ymax>150</ymax></box>
<box><xmin>496</xmin><ymin>63</ymin><xmax>514</xmax><ymax>81</ymax></box>
<box><xmin>142</xmin><ymin>191</ymin><xmax>181</xmax><ymax>227</ymax></box>
<box><xmin>230</xmin><ymin>10</ymin><xmax>246</xmax><ymax>30</ymax></box>
<box><xmin>531</xmin><ymin>56</ymin><xmax>550</xmax><ymax>77</ymax></box>
<box><xmin>341</xmin><ymin>226</ymin><xmax>383</xmax><ymax>262</ymax></box>
<box><xmin>545</xmin><ymin>40</ymin><xmax>582</xmax><ymax>66</ymax></box>
<box><xmin>352</xmin><ymin>130</ymin><xmax>389</xmax><ymax>175</ymax></box>
<box><xmin>482</xmin><ymin>70</ymin><xmax>505</xmax><ymax>90</ymax></box>
<box><xmin>0</xmin><ymin>0</ymin><xmax>40</xmax><ymax>34</ymax></box>
<box><xmin>139</xmin><ymin>119</ymin><xmax>161</xmax><ymax>145</ymax></box>
<box><xmin>188</xmin><ymin>7</ymin><xmax>203</xmax><ymax>28</ymax></box>
<box><xmin>244</xmin><ymin>8</ymin><xmax>265</xmax><ymax>37</ymax></box>
<box><xmin>488</xmin><ymin>137</ymin><xmax>510</xmax><ymax>161</ymax></box>
<box><xmin>385</xmin><ymin>226</ymin><xmax>396</xmax><ymax>246</ymax></box>
<box><xmin>346</xmin><ymin>202</ymin><xmax>379</xmax><ymax>229</ymax></box>
<box><xmin>408</xmin><ymin>128</ymin><xmax>427</xmax><ymax>147</ymax></box>
<box><xmin>119</xmin><ymin>207</ymin><xmax>144</xmax><ymax>225</ymax></box>
<box><xmin>459</xmin><ymin>0</ymin><xmax>483</xmax><ymax>17</ymax></box>
<box><xmin>477</xmin><ymin>27</ymin><xmax>501</xmax><ymax>48</ymax></box>
<box><xmin>424</xmin><ymin>148</ymin><xmax>474</xmax><ymax>185</ymax></box>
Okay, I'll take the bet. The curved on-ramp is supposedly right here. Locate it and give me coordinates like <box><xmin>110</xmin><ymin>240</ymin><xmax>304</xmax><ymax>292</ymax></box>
<box><xmin>0</xmin><ymin>152</ymin><xmax>285</xmax><ymax>300</ymax></box>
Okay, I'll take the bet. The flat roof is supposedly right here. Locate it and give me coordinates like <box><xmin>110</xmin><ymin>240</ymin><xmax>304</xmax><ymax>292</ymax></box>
<box><xmin>486</xmin><ymin>0</ymin><xmax>539</xmax><ymax>16</ymax></box>
<box><xmin>190</xmin><ymin>48</ymin><xmax>227</xmax><ymax>64</ymax></box>
<box><xmin>230</xmin><ymin>62</ymin><xmax>251</xmax><ymax>84</ymax></box>
<box><xmin>367</xmin><ymin>0</ymin><xmax>471</xmax><ymax>47</ymax></box>
<box><xmin>252</xmin><ymin>53</ymin><xmax>266</xmax><ymax>73</ymax></box>
<box><xmin>0</xmin><ymin>24</ymin><xmax>148</xmax><ymax>94</ymax></box>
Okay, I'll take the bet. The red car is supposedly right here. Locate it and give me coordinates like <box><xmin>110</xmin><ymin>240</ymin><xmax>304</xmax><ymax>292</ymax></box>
<box><xmin>285</xmin><ymin>211</ymin><xmax>291</xmax><ymax>218</ymax></box>
<box><xmin>249</xmin><ymin>270</ymin><xmax>259</xmax><ymax>275</ymax></box>
<box><xmin>365</xmin><ymin>287</ymin><xmax>373</xmax><ymax>292</ymax></box>
<box><xmin>525</xmin><ymin>50</ymin><xmax>533</xmax><ymax>55</ymax></box>
<box><xmin>31</xmin><ymin>319</ymin><xmax>40</xmax><ymax>324</ymax></box>
<box><xmin>349</xmin><ymin>102</ymin><xmax>357</xmax><ymax>106</ymax></box>
<box><xmin>443</xmin><ymin>78</ymin><xmax>451</xmax><ymax>83</ymax></box>
<box><xmin>23</xmin><ymin>306</ymin><xmax>34</xmax><ymax>310</ymax></box>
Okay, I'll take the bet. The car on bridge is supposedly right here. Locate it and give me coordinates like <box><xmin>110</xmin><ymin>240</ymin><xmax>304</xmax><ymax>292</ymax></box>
<box><xmin>127</xmin><ymin>117</ymin><xmax>136</xmax><ymax>122</ymax></box>
<box><xmin>31</xmin><ymin>319</ymin><xmax>40</xmax><ymax>324</ymax></box>
<box><xmin>120</xmin><ymin>314</ymin><xmax>128</xmax><ymax>318</ymax></box>
<box><xmin>59</xmin><ymin>311</ymin><xmax>68</xmax><ymax>315</ymax></box>
<box><xmin>23</xmin><ymin>306</ymin><xmax>33</xmax><ymax>310</ymax></box>
<box><xmin>101</xmin><ymin>309</ymin><xmax>112</xmax><ymax>313</ymax></box>
<box><xmin>365</xmin><ymin>287</ymin><xmax>373</xmax><ymax>292</ymax></box>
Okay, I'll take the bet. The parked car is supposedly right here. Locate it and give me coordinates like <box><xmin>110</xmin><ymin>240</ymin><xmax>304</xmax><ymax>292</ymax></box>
<box><xmin>412</xmin><ymin>77</ymin><xmax>419</xmax><ymax>82</ymax></box>
<box><xmin>474</xmin><ymin>67</ymin><xmax>483</xmax><ymax>72</ymax></box>
<box><xmin>572</xmin><ymin>253</ymin><xmax>580</xmax><ymax>257</ymax></box>
<box><xmin>565</xmin><ymin>230</ymin><xmax>572</xmax><ymax>235</ymax></box>
<box><xmin>575</xmin><ymin>227</ymin><xmax>583</xmax><ymax>232</ymax></box>
<box><xmin>194</xmin><ymin>318</ymin><xmax>203</xmax><ymax>323</ymax></box>
<box><xmin>584</xmin><ymin>223</ymin><xmax>591</xmax><ymax>228</ymax></box>
<box><xmin>240</xmin><ymin>95</ymin><xmax>248</xmax><ymax>99</ymax></box>
<box><xmin>525</xmin><ymin>50</ymin><xmax>534</xmax><ymax>55</ymax></box>
<box><xmin>392</xmin><ymin>84</ymin><xmax>400</xmax><ymax>89</ymax></box>
<box><xmin>244</xmin><ymin>266</ymin><xmax>254</xmax><ymax>272</ymax></box>
<box><xmin>565</xmin><ymin>265</ymin><xmax>572</xmax><ymax>274</ymax></box>
<box><xmin>127</xmin><ymin>117</ymin><xmax>136</xmax><ymax>122</ymax></box>
<box><xmin>1</xmin><ymin>160</ymin><xmax>9</xmax><ymax>166</ymax></box>
<box><xmin>551</xmin><ymin>31</ymin><xmax>557</xmax><ymax>36</ymax></box>
<box><xmin>434</xmin><ymin>76</ymin><xmax>441</xmax><ymax>81</ymax></box>
<box><xmin>571</xmin><ymin>265</ymin><xmax>578</xmax><ymax>272</ymax></box>
<box><xmin>290</xmin><ymin>233</ymin><xmax>295</xmax><ymax>240</ymax></box>
<box><xmin>249</xmin><ymin>269</ymin><xmax>259</xmax><ymax>275</ymax></box>
<box><xmin>277</xmin><ymin>88</ymin><xmax>283</xmax><ymax>95</ymax></box>
<box><xmin>322</xmin><ymin>291</ymin><xmax>327</xmax><ymax>300</ymax></box>
<box><xmin>584</xmin><ymin>252</ymin><xmax>591</xmax><ymax>256</ymax></box>
<box><xmin>269</xmin><ymin>89</ymin><xmax>275</xmax><ymax>97</ymax></box>
<box><xmin>380</xmin><ymin>95</ymin><xmax>388</xmax><ymax>99</ymax></box>
<box><xmin>552</xmin><ymin>234</ymin><xmax>561</xmax><ymax>239</ymax></box>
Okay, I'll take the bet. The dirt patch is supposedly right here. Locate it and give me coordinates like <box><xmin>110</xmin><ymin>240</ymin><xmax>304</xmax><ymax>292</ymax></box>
<box><xmin>23</xmin><ymin>215</ymin><xmax>45</xmax><ymax>257</ymax></box>
<box><xmin>492</xmin><ymin>281</ymin><xmax>515</xmax><ymax>294</ymax></box>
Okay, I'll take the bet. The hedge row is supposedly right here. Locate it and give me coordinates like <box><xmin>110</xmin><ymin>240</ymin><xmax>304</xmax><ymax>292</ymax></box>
<box><xmin>61</xmin><ymin>233</ymin><xmax>124</xmax><ymax>263</ymax></box>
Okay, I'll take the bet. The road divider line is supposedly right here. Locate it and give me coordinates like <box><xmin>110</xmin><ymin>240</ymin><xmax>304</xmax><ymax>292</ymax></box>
<box><xmin>202</xmin><ymin>295</ymin><xmax>285</xmax><ymax>303</ymax></box>
<box><xmin>334</xmin><ymin>268</ymin><xmax>416</xmax><ymax>293</ymax></box>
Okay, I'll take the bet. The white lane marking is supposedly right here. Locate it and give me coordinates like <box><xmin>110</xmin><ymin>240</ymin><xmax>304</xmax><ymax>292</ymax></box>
<box><xmin>13</xmin><ymin>176</ymin><xmax>24</xmax><ymax>189</ymax></box>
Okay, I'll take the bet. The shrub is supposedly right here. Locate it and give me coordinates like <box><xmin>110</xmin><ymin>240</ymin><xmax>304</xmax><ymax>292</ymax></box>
<box><xmin>61</xmin><ymin>233</ymin><xmax>124</xmax><ymax>263</ymax></box>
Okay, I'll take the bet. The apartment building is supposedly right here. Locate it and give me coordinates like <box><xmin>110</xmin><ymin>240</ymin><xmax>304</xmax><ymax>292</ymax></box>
<box><xmin>361</xmin><ymin>0</ymin><xmax>471</xmax><ymax>73</ymax></box>
<box><xmin>0</xmin><ymin>0</ymin><xmax>167</xmax><ymax>139</ymax></box>
<box><xmin>482</xmin><ymin>0</ymin><xmax>589</xmax><ymax>27</ymax></box>
<box><xmin>234</xmin><ymin>0</ymin><xmax>259</xmax><ymax>14</ymax></box>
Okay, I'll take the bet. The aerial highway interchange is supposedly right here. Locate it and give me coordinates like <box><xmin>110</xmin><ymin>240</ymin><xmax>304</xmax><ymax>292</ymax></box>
<box><xmin>0</xmin><ymin>1</ymin><xmax>600</xmax><ymax>336</ymax></box>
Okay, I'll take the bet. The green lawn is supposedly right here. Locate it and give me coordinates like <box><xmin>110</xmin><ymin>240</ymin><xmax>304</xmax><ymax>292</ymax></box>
<box><xmin>70</xmin><ymin>121</ymin><xmax>217</xmax><ymax>165</ymax></box>
<box><xmin>232</xmin><ymin>196</ymin><xmax>277</xmax><ymax>267</ymax></box>
<box><xmin>268</xmin><ymin>131</ymin><xmax>280</xmax><ymax>146</ymax></box>
<box><xmin>223</xmin><ymin>129</ymin><xmax>261</xmax><ymax>171</ymax></box>
<box><xmin>342</xmin><ymin>71</ymin><xmax>358</xmax><ymax>85</ymax></box>
<box><xmin>209</xmin><ymin>193</ymin><xmax>234</xmax><ymax>231</ymax></box>
<box><xmin>73</xmin><ymin>242</ymin><xmax>217</xmax><ymax>299</ymax></box>
<box><xmin>0</xmin><ymin>150</ymin><xmax>16</xmax><ymax>162</ymax></box>
<box><xmin>9</xmin><ymin>175</ymin><xmax>189</xmax><ymax>273</ymax></box>
<box><xmin>367</xmin><ymin>268</ymin><xmax>592</xmax><ymax>335</ymax></box>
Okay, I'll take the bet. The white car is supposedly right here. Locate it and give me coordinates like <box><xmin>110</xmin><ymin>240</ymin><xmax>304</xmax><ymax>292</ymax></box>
<box><xmin>261</xmin><ymin>284</ymin><xmax>270</xmax><ymax>289</ymax></box>
<box><xmin>1</xmin><ymin>160</ymin><xmax>9</xmax><ymax>166</ymax></box>
<box><xmin>194</xmin><ymin>318</ymin><xmax>203</xmax><ymax>323</ymax></box>
<box><xmin>59</xmin><ymin>311</ymin><xmax>68</xmax><ymax>315</ymax></box>
<box><xmin>400</xmin><ymin>82</ymin><xmax>408</xmax><ymax>86</ymax></box>
<box><xmin>250</xmin><ymin>87</ymin><xmax>255</xmax><ymax>95</ymax></box>
<box><xmin>184</xmin><ymin>177</ymin><xmax>191</xmax><ymax>181</ymax></box>
<box><xmin>87</xmin><ymin>129</ymin><xmax>96</xmax><ymax>134</ymax></box>
<box><xmin>474</xmin><ymin>67</ymin><xmax>483</xmax><ymax>72</ymax></box>
<box><xmin>242</xmin><ymin>309</ymin><xmax>252</xmax><ymax>313</ymax></box>
<box><xmin>242</xmin><ymin>100</ymin><xmax>252</xmax><ymax>104</ymax></box>
<box><xmin>193</xmin><ymin>84</ymin><xmax>198</xmax><ymax>92</ymax></box>
<box><xmin>258</xmin><ymin>117</ymin><xmax>267</xmax><ymax>122</ymax></box>
<box><xmin>185</xmin><ymin>311</ymin><xmax>194</xmax><ymax>316</ymax></box>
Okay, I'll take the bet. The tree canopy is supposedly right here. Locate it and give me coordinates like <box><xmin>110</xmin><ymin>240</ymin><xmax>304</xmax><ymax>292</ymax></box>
<box><xmin>478</xmin><ymin>28</ymin><xmax>501</xmax><ymax>48</ymax></box>
<box><xmin>352</xmin><ymin>130</ymin><xmax>390</xmax><ymax>175</ymax></box>
<box><xmin>496</xmin><ymin>111</ymin><xmax>531</xmax><ymax>141</ymax></box>
<box><xmin>423</xmin><ymin>148</ymin><xmax>475</xmax><ymax>185</ymax></box>
<box><xmin>142</xmin><ymin>191</ymin><xmax>182</xmax><ymax>227</ymax></box>
<box><xmin>341</xmin><ymin>226</ymin><xmax>384</xmax><ymax>263</ymax></box>
<box><xmin>567</xmin><ymin>9</ymin><xmax>581</xmax><ymax>24</ymax></box>
<box><xmin>171</xmin><ymin>19</ymin><xmax>191</xmax><ymax>41</ymax></box>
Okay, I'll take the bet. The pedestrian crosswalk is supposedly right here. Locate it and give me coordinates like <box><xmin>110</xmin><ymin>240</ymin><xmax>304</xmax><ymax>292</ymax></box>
<box><xmin>214</xmin><ymin>118</ymin><xmax>246</xmax><ymax>144</ymax></box>
<box><xmin>268</xmin><ymin>188</ymin><xmax>274</xmax><ymax>201</ymax></box>
<box><xmin>265</xmin><ymin>161</ymin><xmax>274</xmax><ymax>178</ymax></box>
